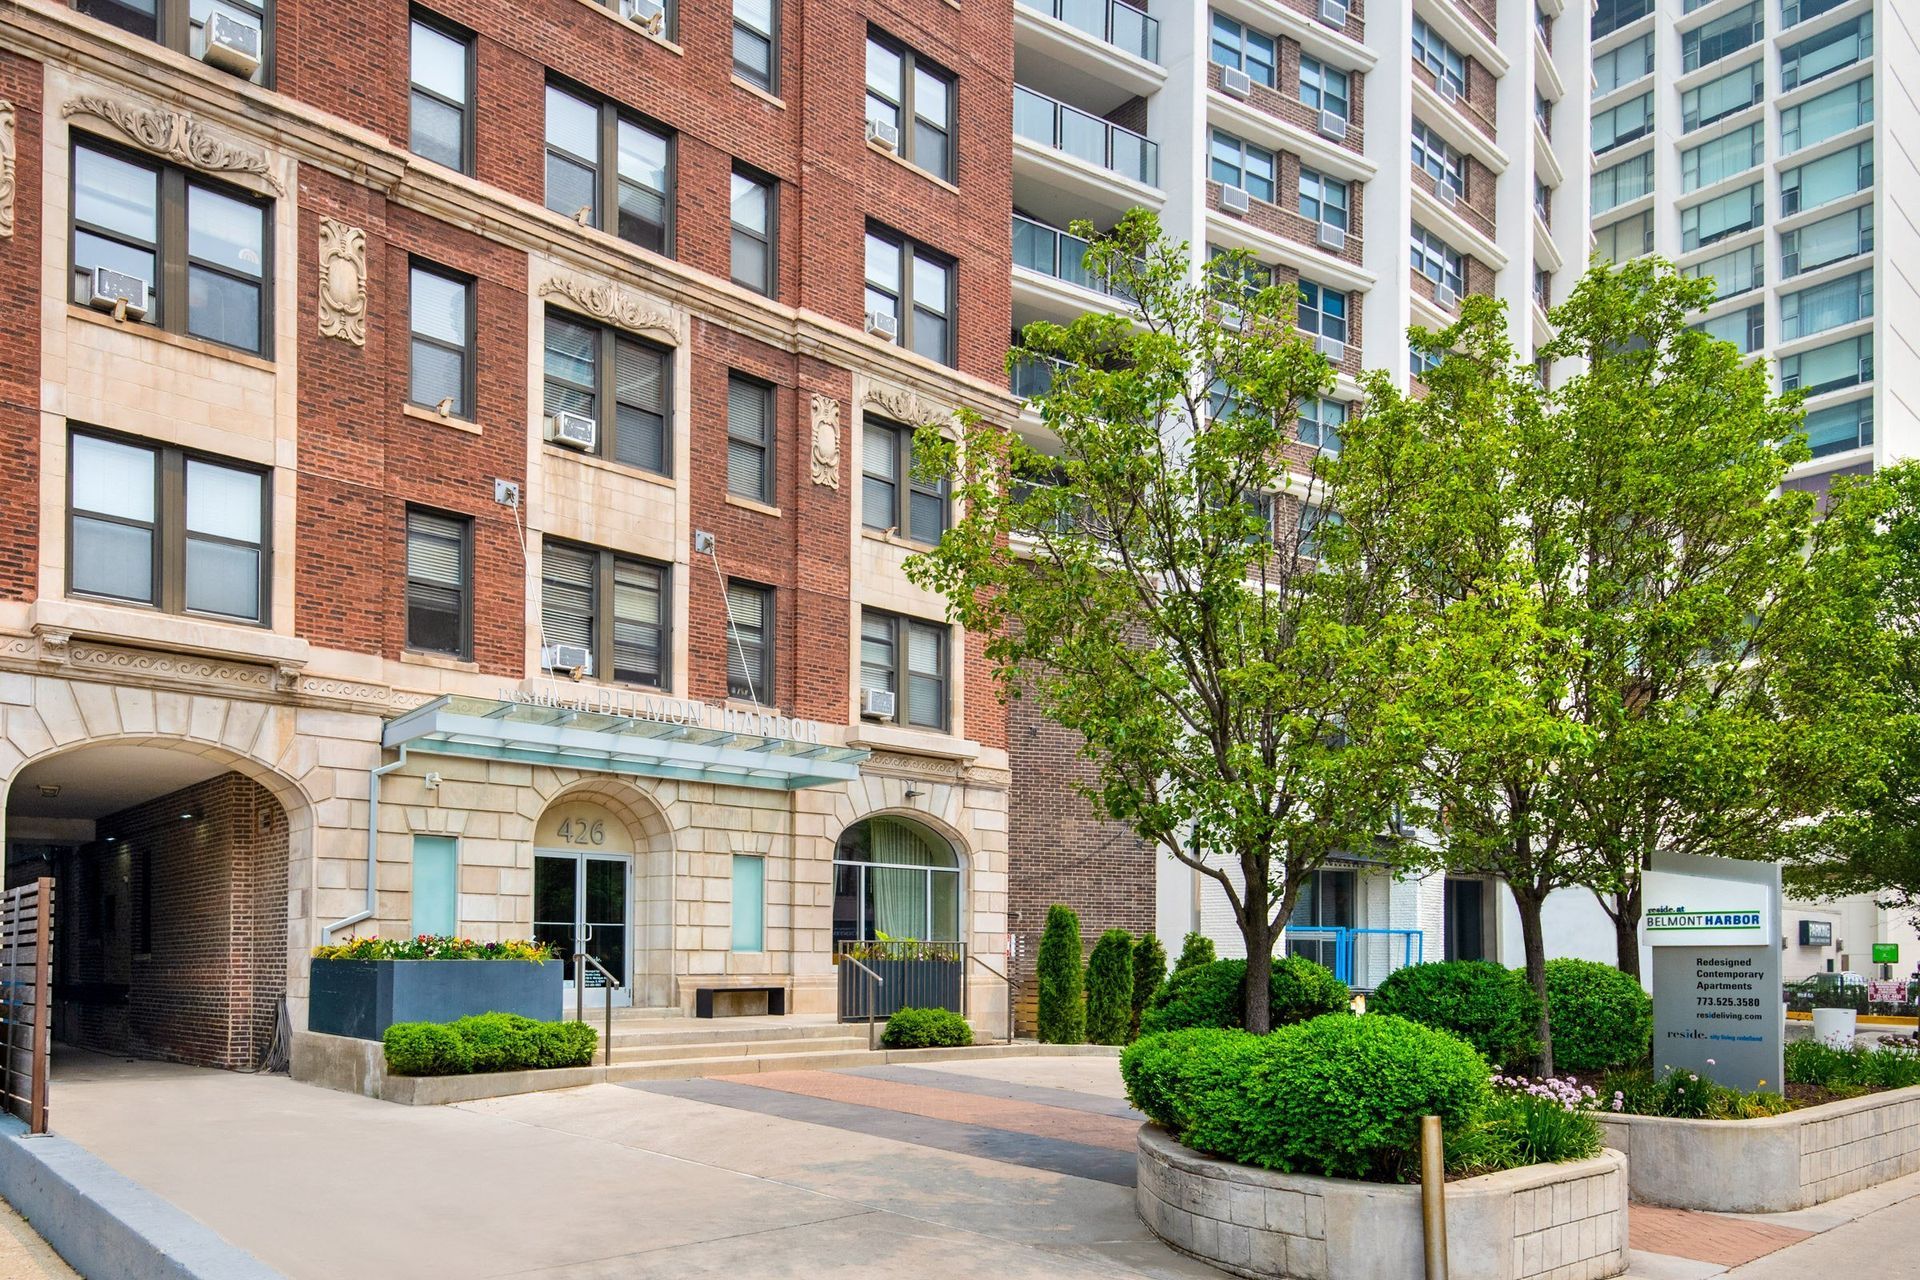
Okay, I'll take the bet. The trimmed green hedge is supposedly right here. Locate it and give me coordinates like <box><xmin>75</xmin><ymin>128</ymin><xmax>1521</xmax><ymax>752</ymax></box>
<box><xmin>383</xmin><ymin>1012</ymin><xmax>597</xmax><ymax>1076</ymax></box>
<box><xmin>1037</xmin><ymin>904</ymin><xmax>1086</xmax><ymax>1044</ymax></box>
<box><xmin>1139</xmin><ymin>956</ymin><xmax>1350</xmax><ymax>1035</ymax></box>
<box><xmin>1172</xmin><ymin>932</ymin><xmax>1216</xmax><ymax>973</ymax></box>
<box><xmin>882</xmin><ymin>1006</ymin><xmax>974</xmax><ymax>1049</ymax></box>
<box><xmin>1369</xmin><ymin>961</ymin><xmax>1541</xmax><ymax>1069</ymax></box>
<box><xmin>1544</xmin><ymin>959</ymin><xmax>1652</xmax><ymax>1074</ymax></box>
<box><xmin>1122</xmin><ymin>1015</ymin><xmax>1490</xmax><ymax>1182</ymax></box>
<box><xmin>1086</xmin><ymin>929</ymin><xmax>1136</xmax><ymax>1045</ymax></box>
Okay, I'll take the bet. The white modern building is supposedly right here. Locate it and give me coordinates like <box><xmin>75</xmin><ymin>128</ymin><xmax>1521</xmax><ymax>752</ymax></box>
<box><xmin>1002</xmin><ymin>0</ymin><xmax>1594</xmax><ymax>987</ymax></box>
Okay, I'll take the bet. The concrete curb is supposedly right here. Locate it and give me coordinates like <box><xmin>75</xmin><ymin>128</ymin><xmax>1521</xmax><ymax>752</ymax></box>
<box><xmin>0</xmin><ymin>1115</ymin><xmax>283</xmax><ymax>1280</ymax></box>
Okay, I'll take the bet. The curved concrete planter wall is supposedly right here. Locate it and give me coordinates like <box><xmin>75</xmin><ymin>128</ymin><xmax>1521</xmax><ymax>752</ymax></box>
<box><xmin>1596</xmin><ymin>1084</ymin><xmax>1920</xmax><ymax>1212</ymax></box>
<box><xmin>1136</xmin><ymin>1125</ymin><xmax>1628</xmax><ymax>1280</ymax></box>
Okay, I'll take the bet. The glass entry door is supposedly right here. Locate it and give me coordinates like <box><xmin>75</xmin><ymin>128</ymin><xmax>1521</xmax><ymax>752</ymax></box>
<box><xmin>534</xmin><ymin>852</ymin><xmax>632</xmax><ymax>1008</ymax></box>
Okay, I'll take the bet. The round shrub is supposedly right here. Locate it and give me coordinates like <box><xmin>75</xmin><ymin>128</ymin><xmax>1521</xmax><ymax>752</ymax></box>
<box><xmin>383</xmin><ymin>1022</ymin><xmax>474</xmax><ymax>1076</ymax></box>
<box><xmin>881</xmin><ymin>1007</ymin><xmax>974</xmax><ymax>1049</ymax></box>
<box><xmin>1172</xmin><ymin>932</ymin><xmax>1216</xmax><ymax>973</ymax></box>
<box><xmin>1545</xmin><ymin>958</ymin><xmax>1652</xmax><ymax>1074</ymax></box>
<box><xmin>449</xmin><ymin>1012</ymin><xmax>540</xmax><ymax>1072</ymax></box>
<box><xmin>1131</xmin><ymin>1015</ymin><xmax>1490</xmax><ymax>1182</ymax></box>
<box><xmin>1130</xmin><ymin>932</ymin><xmax>1168</xmax><ymax>1039</ymax></box>
<box><xmin>1369</xmin><ymin>961</ymin><xmax>1541</xmax><ymax>1069</ymax></box>
<box><xmin>529</xmin><ymin>1019</ymin><xmax>598</xmax><ymax>1068</ymax></box>
<box><xmin>1085</xmin><ymin>929</ymin><xmax>1136</xmax><ymax>1045</ymax></box>
<box><xmin>1139</xmin><ymin>956</ymin><xmax>1350</xmax><ymax>1035</ymax></box>
<box><xmin>1036</xmin><ymin>904</ymin><xmax>1086</xmax><ymax>1044</ymax></box>
<box><xmin>1120</xmin><ymin>1027</ymin><xmax>1267</xmax><ymax>1134</ymax></box>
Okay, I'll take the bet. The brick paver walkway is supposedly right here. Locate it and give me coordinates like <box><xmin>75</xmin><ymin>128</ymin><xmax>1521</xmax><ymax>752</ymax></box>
<box><xmin>1628</xmin><ymin>1203</ymin><xmax>1813</xmax><ymax>1268</ymax></box>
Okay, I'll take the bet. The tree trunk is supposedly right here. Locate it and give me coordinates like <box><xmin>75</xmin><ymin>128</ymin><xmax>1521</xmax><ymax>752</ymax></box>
<box><xmin>1610</xmin><ymin>887</ymin><xmax>1641</xmax><ymax>982</ymax></box>
<box><xmin>1514</xmin><ymin>887</ymin><xmax>1553</xmax><ymax>1077</ymax></box>
<box><xmin>1242</xmin><ymin>865</ymin><xmax>1274</xmax><ymax>1034</ymax></box>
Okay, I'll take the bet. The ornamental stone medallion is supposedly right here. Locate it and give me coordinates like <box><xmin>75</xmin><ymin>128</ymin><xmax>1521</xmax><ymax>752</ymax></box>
<box><xmin>0</xmin><ymin>100</ymin><xmax>14</xmax><ymax>239</ymax></box>
<box><xmin>810</xmin><ymin>394</ymin><xmax>841</xmax><ymax>488</ymax></box>
<box><xmin>317</xmin><ymin>218</ymin><xmax>368</xmax><ymax>346</ymax></box>
<box><xmin>61</xmin><ymin>94</ymin><xmax>283</xmax><ymax>193</ymax></box>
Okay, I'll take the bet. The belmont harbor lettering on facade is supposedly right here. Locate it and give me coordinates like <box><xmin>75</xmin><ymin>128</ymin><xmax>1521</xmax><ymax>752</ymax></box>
<box><xmin>502</xmin><ymin>682</ymin><xmax>826</xmax><ymax>745</ymax></box>
<box><xmin>1645</xmin><ymin>909</ymin><xmax>1765</xmax><ymax>933</ymax></box>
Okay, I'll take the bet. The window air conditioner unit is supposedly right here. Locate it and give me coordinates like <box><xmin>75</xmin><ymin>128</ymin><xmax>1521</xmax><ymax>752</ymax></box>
<box><xmin>1860</xmin><ymin>356</ymin><xmax>1874</xmax><ymax>382</ymax></box>
<box><xmin>866</xmin><ymin>119</ymin><xmax>900</xmax><ymax>152</ymax></box>
<box><xmin>861</xmin><ymin>688</ymin><xmax>897</xmax><ymax>720</ymax></box>
<box><xmin>1782</xmin><ymin>188</ymin><xmax>1801</xmax><ymax>216</ymax></box>
<box><xmin>1782</xmin><ymin>251</ymin><xmax>1800</xmax><ymax>276</ymax></box>
<box><xmin>541</xmin><ymin>643</ymin><xmax>592</xmax><ymax>676</ymax></box>
<box><xmin>1437</xmin><ymin>180</ymin><xmax>1458</xmax><ymax>209</ymax></box>
<box><xmin>620</xmin><ymin>0</ymin><xmax>666</xmax><ymax>36</ymax></box>
<box><xmin>1439</xmin><ymin>78</ymin><xmax>1459</xmax><ymax>105</ymax></box>
<box><xmin>1436</xmin><ymin>283</ymin><xmax>1458</xmax><ymax>309</ymax></box>
<box><xmin>1781</xmin><ymin>372</ymin><xmax>1801</xmax><ymax>391</ymax></box>
<box><xmin>1315</xmin><ymin>334</ymin><xmax>1345</xmax><ymax>361</ymax></box>
<box><xmin>87</xmin><ymin>266</ymin><xmax>150</xmax><ymax>320</ymax></box>
<box><xmin>1318</xmin><ymin>0</ymin><xmax>1348</xmax><ymax>29</ymax></box>
<box><xmin>864</xmin><ymin>309</ymin><xmax>898</xmax><ymax>340</ymax></box>
<box><xmin>1219</xmin><ymin>184</ymin><xmax>1251</xmax><ymax>215</ymax></box>
<box><xmin>1316</xmin><ymin>222</ymin><xmax>1346</xmax><ymax>253</ymax></box>
<box><xmin>1221</xmin><ymin>67</ymin><xmax>1252</xmax><ymax>99</ymax></box>
<box><xmin>545</xmin><ymin>410</ymin><xmax>597</xmax><ymax>450</ymax></box>
<box><xmin>202</xmin><ymin>11</ymin><xmax>262</xmax><ymax>77</ymax></box>
<box><xmin>1317</xmin><ymin>109</ymin><xmax>1348</xmax><ymax>142</ymax></box>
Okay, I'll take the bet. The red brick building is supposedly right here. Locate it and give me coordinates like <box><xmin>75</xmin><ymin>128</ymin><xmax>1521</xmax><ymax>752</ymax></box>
<box><xmin>0</xmin><ymin>0</ymin><xmax>1019</xmax><ymax>1067</ymax></box>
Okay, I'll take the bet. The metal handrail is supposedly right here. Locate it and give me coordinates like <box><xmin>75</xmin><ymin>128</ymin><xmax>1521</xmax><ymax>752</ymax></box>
<box><xmin>841</xmin><ymin>955</ymin><xmax>884</xmax><ymax>1050</ymax></box>
<box><xmin>573</xmin><ymin>951</ymin><xmax>622</xmax><ymax>1067</ymax></box>
<box><xmin>968</xmin><ymin>954</ymin><xmax>1015</xmax><ymax>1045</ymax></box>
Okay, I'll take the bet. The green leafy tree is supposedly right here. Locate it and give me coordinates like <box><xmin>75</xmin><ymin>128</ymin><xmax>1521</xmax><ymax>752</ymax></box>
<box><xmin>1783</xmin><ymin>465</ymin><xmax>1920</xmax><ymax>957</ymax></box>
<box><xmin>1173</xmin><ymin>932</ymin><xmax>1215</xmax><ymax>974</ymax></box>
<box><xmin>1328</xmin><ymin>263</ymin><xmax>1863</xmax><ymax>1070</ymax></box>
<box><xmin>1130</xmin><ymin>931</ymin><xmax>1168</xmax><ymax>1039</ymax></box>
<box><xmin>910</xmin><ymin>210</ymin><xmax>1421</xmax><ymax>1034</ymax></box>
<box><xmin>1085</xmin><ymin>928</ymin><xmax>1135</xmax><ymax>1045</ymax></box>
<box><xmin>1036</xmin><ymin>904</ymin><xmax>1086</xmax><ymax>1044</ymax></box>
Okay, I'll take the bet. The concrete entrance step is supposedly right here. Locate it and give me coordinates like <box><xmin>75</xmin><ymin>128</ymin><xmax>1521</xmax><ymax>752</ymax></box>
<box><xmin>605</xmin><ymin>1047</ymin><xmax>878</xmax><ymax>1082</ymax></box>
<box><xmin>608</xmin><ymin>1035</ymin><xmax>871</xmax><ymax>1064</ymax></box>
<box><xmin>603</xmin><ymin>1018</ymin><xmax>860</xmax><ymax>1050</ymax></box>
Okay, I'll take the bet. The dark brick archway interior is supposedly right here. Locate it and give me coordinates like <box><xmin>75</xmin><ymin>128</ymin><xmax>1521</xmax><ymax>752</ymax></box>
<box><xmin>47</xmin><ymin>772</ymin><xmax>289</xmax><ymax>1070</ymax></box>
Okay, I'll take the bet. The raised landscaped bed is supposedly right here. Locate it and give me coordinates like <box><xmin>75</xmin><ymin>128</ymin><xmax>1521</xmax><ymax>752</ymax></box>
<box><xmin>307</xmin><ymin>937</ymin><xmax>562</xmax><ymax>1040</ymax></box>
<box><xmin>1139</xmin><ymin>1125</ymin><xmax>1627</xmax><ymax>1280</ymax></box>
<box><xmin>1596</xmin><ymin>1083</ymin><xmax>1920</xmax><ymax>1212</ymax></box>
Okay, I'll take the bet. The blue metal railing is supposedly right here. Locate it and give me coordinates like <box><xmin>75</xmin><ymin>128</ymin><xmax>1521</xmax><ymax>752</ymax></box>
<box><xmin>1284</xmin><ymin>926</ymin><xmax>1424</xmax><ymax>991</ymax></box>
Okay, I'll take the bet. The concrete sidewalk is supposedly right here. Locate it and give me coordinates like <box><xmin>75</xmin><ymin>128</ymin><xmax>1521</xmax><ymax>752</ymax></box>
<box><xmin>48</xmin><ymin>1053</ymin><xmax>1213</xmax><ymax>1280</ymax></box>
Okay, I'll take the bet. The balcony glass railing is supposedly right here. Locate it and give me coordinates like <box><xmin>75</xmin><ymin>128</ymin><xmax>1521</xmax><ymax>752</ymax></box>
<box><xmin>1010</xmin><ymin>353</ymin><xmax>1071</xmax><ymax>400</ymax></box>
<box><xmin>1014</xmin><ymin>85</ymin><xmax>1160</xmax><ymax>187</ymax></box>
<box><xmin>1019</xmin><ymin>0</ymin><xmax>1161</xmax><ymax>64</ymax></box>
<box><xmin>1012</xmin><ymin>216</ymin><xmax>1137</xmax><ymax>299</ymax></box>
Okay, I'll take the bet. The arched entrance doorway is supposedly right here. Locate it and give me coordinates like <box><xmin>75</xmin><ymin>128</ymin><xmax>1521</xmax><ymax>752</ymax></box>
<box><xmin>5</xmin><ymin>742</ymin><xmax>297</xmax><ymax>1071</ymax></box>
<box><xmin>832</xmin><ymin>815</ymin><xmax>962</xmax><ymax>944</ymax></box>
<box><xmin>532</xmin><ymin>793</ymin><xmax>665</xmax><ymax>1008</ymax></box>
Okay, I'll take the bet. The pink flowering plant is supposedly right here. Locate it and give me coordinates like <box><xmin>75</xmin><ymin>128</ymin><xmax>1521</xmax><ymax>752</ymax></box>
<box><xmin>1448</xmin><ymin>1072</ymin><xmax>1603</xmax><ymax>1174</ymax></box>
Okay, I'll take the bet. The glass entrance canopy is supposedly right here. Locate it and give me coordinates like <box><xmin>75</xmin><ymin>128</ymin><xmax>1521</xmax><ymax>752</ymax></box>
<box><xmin>382</xmin><ymin>695</ymin><xmax>870</xmax><ymax>791</ymax></box>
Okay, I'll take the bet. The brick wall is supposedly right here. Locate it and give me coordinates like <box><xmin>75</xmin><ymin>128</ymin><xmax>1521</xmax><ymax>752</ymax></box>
<box><xmin>1006</xmin><ymin>676</ymin><xmax>1156</xmax><ymax>1031</ymax></box>
<box><xmin>55</xmin><ymin>773</ymin><xmax>289</xmax><ymax>1071</ymax></box>
<box><xmin>0</xmin><ymin>53</ymin><xmax>41</xmax><ymax>604</ymax></box>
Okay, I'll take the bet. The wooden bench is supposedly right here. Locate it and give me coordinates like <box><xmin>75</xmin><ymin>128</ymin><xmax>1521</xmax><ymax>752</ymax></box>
<box><xmin>693</xmin><ymin>985</ymin><xmax>787</xmax><ymax>1018</ymax></box>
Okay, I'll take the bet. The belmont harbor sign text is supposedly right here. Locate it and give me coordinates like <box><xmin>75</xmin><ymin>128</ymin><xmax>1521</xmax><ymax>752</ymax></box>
<box><xmin>503</xmin><ymin>681</ymin><xmax>827</xmax><ymax>745</ymax></box>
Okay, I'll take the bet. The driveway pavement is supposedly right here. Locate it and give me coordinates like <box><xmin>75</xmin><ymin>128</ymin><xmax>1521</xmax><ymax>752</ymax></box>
<box><xmin>37</xmin><ymin>1051</ymin><xmax>1920</xmax><ymax>1279</ymax></box>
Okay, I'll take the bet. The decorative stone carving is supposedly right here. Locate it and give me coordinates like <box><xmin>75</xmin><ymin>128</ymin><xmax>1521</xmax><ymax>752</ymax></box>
<box><xmin>537</xmin><ymin>275</ymin><xmax>677</xmax><ymax>343</ymax></box>
<box><xmin>317</xmin><ymin>218</ymin><xmax>367</xmax><ymax>347</ymax></box>
<box><xmin>0</xmin><ymin>101</ymin><xmax>15</xmax><ymax>239</ymax></box>
<box><xmin>60</xmin><ymin>95</ymin><xmax>283</xmax><ymax>193</ymax></box>
<box><xmin>809</xmin><ymin>394</ymin><xmax>841</xmax><ymax>489</ymax></box>
<box><xmin>863</xmin><ymin>385</ymin><xmax>952</xmax><ymax>429</ymax></box>
<box><xmin>863</xmin><ymin>751</ymin><xmax>963</xmax><ymax>781</ymax></box>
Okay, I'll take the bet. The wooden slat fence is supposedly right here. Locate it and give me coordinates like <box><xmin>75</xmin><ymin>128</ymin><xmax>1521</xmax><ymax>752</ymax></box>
<box><xmin>0</xmin><ymin>877</ymin><xmax>53</xmax><ymax>1133</ymax></box>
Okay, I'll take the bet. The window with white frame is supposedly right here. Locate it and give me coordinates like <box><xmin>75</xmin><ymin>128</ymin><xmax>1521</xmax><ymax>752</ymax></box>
<box><xmin>1410</xmin><ymin>120</ymin><xmax>1464</xmax><ymax>197</ymax></box>
<box><xmin>1410</xmin><ymin>223</ymin><xmax>1464</xmax><ymax>296</ymax></box>
<box><xmin>1411</xmin><ymin>17</ymin><xmax>1466</xmax><ymax>96</ymax></box>
<box><xmin>1210</xmin><ymin>130</ymin><xmax>1275</xmax><ymax>202</ymax></box>
<box><xmin>1210</xmin><ymin>11</ymin><xmax>1276</xmax><ymax>86</ymax></box>
<box><xmin>1298</xmin><ymin>168</ymin><xmax>1349</xmax><ymax>233</ymax></box>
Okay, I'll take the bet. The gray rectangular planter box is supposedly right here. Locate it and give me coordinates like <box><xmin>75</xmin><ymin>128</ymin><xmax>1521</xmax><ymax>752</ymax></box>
<box><xmin>308</xmin><ymin>958</ymin><xmax>563</xmax><ymax>1040</ymax></box>
<box><xmin>1597</xmin><ymin>1083</ymin><xmax>1920</xmax><ymax>1212</ymax></box>
<box><xmin>837</xmin><ymin>957</ymin><xmax>962</xmax><ymax>1020</ymax></box>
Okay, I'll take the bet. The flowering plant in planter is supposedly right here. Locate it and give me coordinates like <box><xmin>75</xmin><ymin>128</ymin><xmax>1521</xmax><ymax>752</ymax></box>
<box><xmin>312</xmin><ymin>935</ymin><xmax>556</xmax><ymax>962</ymax></box>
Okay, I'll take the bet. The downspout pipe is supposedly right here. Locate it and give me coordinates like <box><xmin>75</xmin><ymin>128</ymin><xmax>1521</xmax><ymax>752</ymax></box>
<box><xmin>322</xmin><ymin>744</ymin><xmax>411</xmax><ymax>941</ymax></box>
